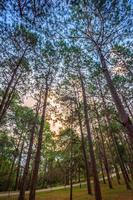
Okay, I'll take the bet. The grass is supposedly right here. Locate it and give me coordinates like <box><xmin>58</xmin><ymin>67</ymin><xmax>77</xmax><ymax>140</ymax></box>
<box><xmin>0</xmin><ymin>178</ymin><xmax>133</xmax><ymax>200</ymax></box>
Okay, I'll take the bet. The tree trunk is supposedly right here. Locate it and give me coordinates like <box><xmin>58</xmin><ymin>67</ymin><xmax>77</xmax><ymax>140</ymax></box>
<box><xmin>79</xmin><ymin>70</ymin><xmax>102</xmax><ymax>200</ymax></box>
<box><xmin>70</xmin><ymin>168</ymin><xmax>73</xmax><ymax>200</ymax></box>
<box><xmin>97</xmin><ymin>47</ymin><xmax>133</xmax><ymax>142</ymax></box>
<box><xmin>6</xmin><ymin>156</ymin><xmax>16</xmax><ymax>191</ymax></box>
<box><xmin>14</xmin><ymin>140</ymin><xmax>24</xmax><ymax>191</ymax></box>
<box><xmin>0</xmin><ymin>66</ymin><xmax>19</xmax><ymax>121</ymax></box>
<box><xmin>92</xmin><ymin>124</ymin><xmax>106</xmax><ymax>185</ymax></box>
<box><xmin>18</xmin><ymin>97</ymin><xmax>41</xmax><ymax>200</ymax></box>
<box><xmin>29</xmin><ymin>87</ymin><xmax>48</xmax><ymax>200</ymax></box>
<box><xmin>121</xmin><ymin>94</ymin><xmax>133</xmax><ymax>119</ymax></box>
<box><xmin>106</xmin><ymin>141</ymin><xmax>121</xmax><ymax>185</ymax></box>
<box><xmin>77</xmin><ymin>104</ymin><xmax>92</xmax><ymax>194</ymax></box>
<box><xmin>117</xmin><ymin>131</ymin><xmax>133</xmax><ymax>180</ymax></box>
<box><xmin>0</xmin><ymin>47</ymin><xmax>27</xmax><ymax>123</ymax></box>
<box><xmin>6</xmin><ymin>132</ymin><xmax>23</xmax><ymax>191</ymax></box>
<box><xmin>97</xmin><ymin>77</ymin><xmax>131</xmax><ymax>189</ymax></box>
<box><xmin>70</xmin><ymin>140</ymin><xmax>73</xmax><ymax>200</ymax></box>
<box><xmin>78</xmin><ymin>166</ymin><xmax>81</xmax><ymax>188</ymax></box>
<box><xmin>42</xmin><ymin>158</ymin><xmax>48</xmax><ymax>188</ymax></box>
<box><xmin>99</xmin><ymin>151</ymin><xmax>106</xmax><ymax>184</ymax></box>
<box><xmin>0</xmin><ymin>73</ymin><xmax>22</xmax><ymax>122</ymax></box>
<box><xmin>109</xmin><ymin>127</ymin><xmax>131</xmax><ymax>189</ymax></box>
<box><xmin>93</xmin><ymin>99</ymin><xmax>113</xmax><ymax>189</ymax></box>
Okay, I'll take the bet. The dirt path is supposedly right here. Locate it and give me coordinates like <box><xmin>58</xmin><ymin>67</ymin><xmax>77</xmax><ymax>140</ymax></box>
<box><xmin>0</xmin><ymin>173</ymin><xmax>116</xmax><ymax>197</ymax></box>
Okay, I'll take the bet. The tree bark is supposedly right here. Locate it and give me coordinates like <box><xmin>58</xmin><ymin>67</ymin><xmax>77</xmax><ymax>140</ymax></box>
<box><xmin>121</xmin><ymin>94</ymin><xmax>133</xmax><ymax>119</ymax></box>
<box><xmin>18</xmin><ymin>88</ymin><xmax>42</xmax><ymax>199</ymax></box>
<box><xmin>18</xmin><ymin>101</ymin><xmax>40</xmax><ymax>200</ymax></box>
<box><xmin>106</xmin><ymin>141</ymin><xmax>121</xmax><ymax>185</ymax></box>
<box><xmin>0</xmin><ymin>72</ymin><xmax>22</xmax><ymax>122</ymax></box>
<box><xmin>76</xmin><ymin>103</ymin><xmax>92</xmax><ymax>194</ymax></box>
<box><xmin>117</xmin><ymin>131</ymin><xmax>133</xmax><ymax>180</ymax></box>
<box><xmin>93</xmin><ymin>99</ymin><xmax>113</xmax><ymax>189</ymax></box>
<box><xmin>29</xmin><ymin>87</ymin><xmax>48</xmax><ymax>200</ymax></box>
<box><xmin>109</xmin><ymin>126</ymin><xmax>131</xmax><ymax>189</ymax></box>
<box><xmin>14</xmin><ymin>140</ymin><xmax>24</xmax><ymax>191</ymax></box>
<box><xmin>97</xmin><ymin>77</ymin><xmax>131</xmax><ymax>189</ymax></box>
<box><xmin>78</xmin><ymin>166</ymin><xmax>81</xmax><ymax>188</ymax></box>
<box><xmin>6</xmin><ymin>155</ymin><xmax>16</xmax><ymax>191</ymax></box>
<box><xmin>0</xmin><ymin>47</ymin><xmax>28</xmax><ymax>123</ymax></box>
<box><xmin>79</xmin><ymin>69</ymin><xmax>102</xmax><ymax>200</ymax></box>
<box><xmin>6</xmin><ymin>132</ymin><xmax>23</xmax><ymax>191</ymax></box>
<box><xmin>98</xmin><ymin>150</ymin><xmax>106</xmax><ymax>184</ymax></box>
<box><xmin>70</xmin><ymin>165</ymin><xmax>73</xmax><ymax>200</ymax></box>
<box><xmin>97</xmin><ymin>47</ymin><xmax>133</xmax><ymax>142</ymax></box>
<box><xmin>70</xmin><ymin>137</ymin><xmax>73</xmax><ymax>200</ymax></box>
<box><xmin>0</xmin><ymin>66</ymin><xmax>19</xmax><ymax>121</ymax></box>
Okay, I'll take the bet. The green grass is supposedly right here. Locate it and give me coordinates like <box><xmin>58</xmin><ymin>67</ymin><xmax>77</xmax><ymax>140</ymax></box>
<box><xmin>1</xmin><ymin>178</ymin><xmax>133</xmax><ymax>200</ymax></box>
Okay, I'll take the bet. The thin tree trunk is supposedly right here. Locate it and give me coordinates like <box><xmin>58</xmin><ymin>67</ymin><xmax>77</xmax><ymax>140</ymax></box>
<box><xmin>78</xmin><ymin>166</ymin><xmax>81</xmax><ymax>188</ymax></box>
<box><xmin>117</xmin><ymin>131</ymin><xmax>133</xmax><ymax>180</ymax></box>
<box><xmin>6</xmin><ymin>132</ymin><xmax>23</xmax><ymax>191</ymax></box>
<box><xmin>42</xmin><ymin>158</ymin><xmax>48</xmax><ymax>188</ymax></box>
<box><xmin>77</xmin><ymin>104</ymin><xmax>92</xmax><ymax>194</ymax></box>
<box><xmin>6</xmin><ymin>156</ymin><xmax>16</xmax><ymax>191</ymax></box>
<box><xmin>97</xmin><ymin>77</ymin><xmax>131</xmax><ymax>189</ymax></box>
<box><xmin>0</xmin><ymin>68</ymin><xmax>19</xmax><ymax>121</ymax></box>
<box><xmin>103</xmin><ymin>111</ymin><xmax>131</xmax><ymax>189</ymax></box>
<box><xmin>122</xmin><ymin>59</ymin><xmax>133</xmax><ymax>77</ymax></box>
<box><xmin>70</xmin><ymin>138</ymin><xmax>73</xmax><ymax>200</ymax></box>
<box><xmin>92</xmin><ymin>124</ymin><xmax>106</xmax><ymax>185</ymax></box>
<box><xmin>93</xmin><ymin>99</ymin><xmax>113</xmax><ymax>189</ymax></box>
<box><xmin>70</xmin><ymin>169</ymin><xmax>73</xmax><ymax>200</ymax></box>
<box><xmin>14</xmin><ymin>140</ymin><xmax>24</xmax><ymax>191</ymax></box>
<box><xmin>99</xmin><ymin>151</ymin><xmax>106</xmax><ymax>184</ymax></box>
<box><xmin>103</xmin><ymin>105</ymin><xmax>131</xmax><ymax>188</ymax></box>
<box><xmin>29</xmin><ymin>87</ymin><xmax>48</xmax><ymax>200</ymax></box>
<box><xmin>79</xmin><ymin>69</ymin><xmax>102</xmax><ymax>200</ymax></box>
<box><xmin>0</xmin><ymin>66</ymin><xmax>19</xmax><ymax>115</ymax></box>
<box><xmin>18</xmin><ymin>96</ymin><xmax>41</xmax><ymax>200</ymax></box>
<box><xmin>106</xmin><ymin>141</ymin><xmax>121</xmax><ymax>185</ymax></box>
<box><xmin>0</xmin><ymin>47</ymin><xmax>28</xmax><ymax>122</ymax></box>
<box><xmin>0</xmin><ymin>72</ymin><xmax>22</xmax><ymax>122</ymax></box>
<box><xmin>109</xmin><ymin>127</ymin><xmax>131</xmax><ymax>189</ymax></box>
<box><xmin>121</xmin><ymin>94</ymin><xmax>133</xmax><ymax>119</ymax></box>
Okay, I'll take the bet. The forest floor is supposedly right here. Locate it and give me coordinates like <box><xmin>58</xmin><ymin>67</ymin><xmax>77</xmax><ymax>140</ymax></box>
<box><xmin>0</xmin><ymin>177</ymin><xmax>133</xmax><ymax>200</ymax></box>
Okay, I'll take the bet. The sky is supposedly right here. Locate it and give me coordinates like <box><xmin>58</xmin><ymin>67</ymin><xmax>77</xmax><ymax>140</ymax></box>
<box><xmin>23</xmin><ymin>95</ymin><xmax>63</xmax><ymax>133</ymax></box>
